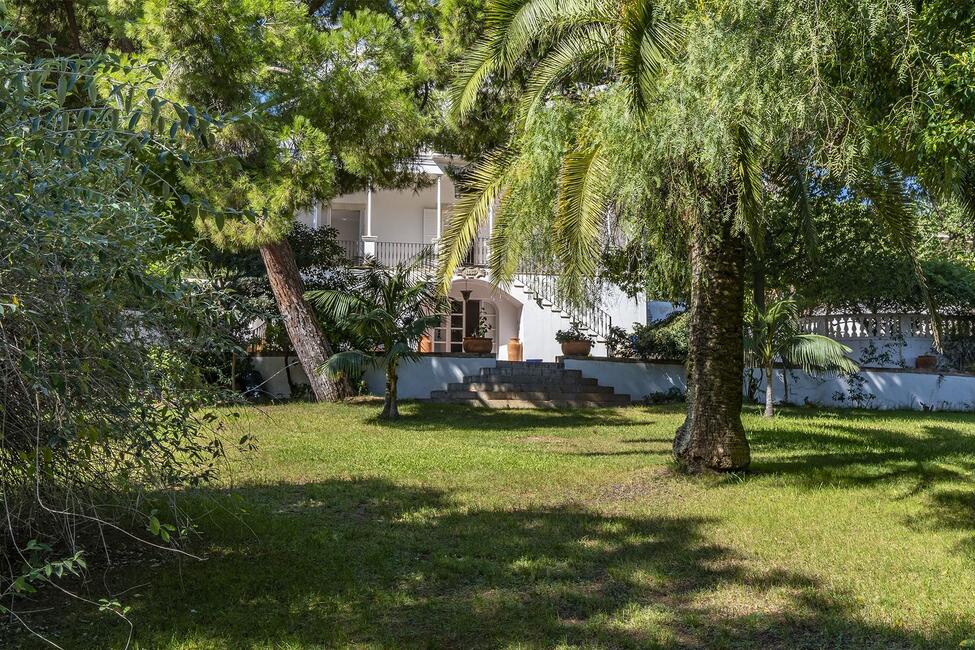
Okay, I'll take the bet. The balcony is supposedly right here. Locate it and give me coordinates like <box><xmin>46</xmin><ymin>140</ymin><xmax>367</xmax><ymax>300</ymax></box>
<box><xmin>337</xmin><ymin>238</ymin><xmax>491</xmax><ymax>270</ymax></box>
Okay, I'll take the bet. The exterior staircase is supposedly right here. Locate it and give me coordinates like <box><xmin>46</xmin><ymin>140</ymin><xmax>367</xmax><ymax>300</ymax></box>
<box><xmin>429</xmin><ymin>361</ymin><xmax>630</xmax><ymax>408</ymax></box>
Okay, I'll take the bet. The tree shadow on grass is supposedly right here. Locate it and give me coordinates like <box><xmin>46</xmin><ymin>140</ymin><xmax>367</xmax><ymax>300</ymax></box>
<box><xmin>32</xmin><ymin>478</ymin><xmax>971</xmax><ymax>649</ymax></box>
<box><xmin>366</xmin><ymin>401</ymin><xmax>659</xmax><ymax>433</ymax></box>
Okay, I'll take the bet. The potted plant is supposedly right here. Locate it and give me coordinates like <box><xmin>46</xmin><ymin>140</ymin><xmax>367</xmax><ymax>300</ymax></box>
<box><xmin>463</xmin><ymin>311</ymin><xmax>493</xmax><ymax>353</ymax></box>
<box><xmin>915</xmin><ymin>351</ymin><xmax>938</xmax><ymax>370</ymax></box>
<box><xmin>556</xmin><ymin>323</ymin><xmax>594</xmax><ymax>356</ymax></box>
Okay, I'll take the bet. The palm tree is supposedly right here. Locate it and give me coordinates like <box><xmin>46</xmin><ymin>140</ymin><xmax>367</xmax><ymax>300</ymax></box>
<box><xmin>746</xmin><ymin>298</ymin><xmax>857</xmax><ymax>418</ymax></box>
<box><xmin>438</xmin><ymin>0</ymin><xmax>966</xmax><ymax>472</ymax></box>
<box><xmin>307</xmin><ymin>257</ymin><xmax>445</xmax><ymax>420</ymax></box>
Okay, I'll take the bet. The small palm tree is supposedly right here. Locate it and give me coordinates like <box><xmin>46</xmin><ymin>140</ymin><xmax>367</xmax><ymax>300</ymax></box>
<box><xmin>307</xmin><ymin>257</ymin><xmax>445</xmax><ymax>420</ymax></box>
<box><xmin>745</xmin><ymin>298</ymin><xmax>858</xmax><ymax>418</ymax></box>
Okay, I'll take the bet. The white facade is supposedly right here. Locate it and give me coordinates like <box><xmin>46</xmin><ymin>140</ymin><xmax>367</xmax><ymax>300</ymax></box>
<box><xmin>297</xmin><ymin>152</ymin><xmax>648</xmax><ymax>361</ymax></box>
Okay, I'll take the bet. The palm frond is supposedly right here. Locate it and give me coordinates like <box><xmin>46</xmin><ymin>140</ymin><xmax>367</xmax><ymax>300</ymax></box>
<box><xmin>732</xmin><ymin>118</ymin><xmax>766</xmax><ymax>256</ymax></box>
<box><xmin>554</xmin><ymin>144</ymin><xmax>610</xmax><ymax>303</ymax></box>
<box><xmin>773</xmin><ymin>160</ymin><xmax>818</xmax><ymax>262</ymax></box>
<box><xmin>320</xmin><ymin>350</ymin><xmax>377</xmax><ymax>379</ymax></box>
<box><xmin>785</xmin><ymin>334</ymin><xmax>858</xmax><ymax>376</ymax></box>
<box><xmin>516</xmin><ymin>24</ymin><xmax>614</xmax><ymax>129</ymax></box>
<box><xmin>495</xmin><ymin>0</ymin><xmax>607</xmax><ymax>73</ymax></box>
<box><xmin>853</xmin><ymin>161</ymin><xmax>943</xmax><ymax>350</ymax></box>
<box><xmin>449</xmin><ymin>39</ymin><xmax>501</xmax><ymax>122</ymax></box>
<box><xmin>438</xmin><ymin>145</ymin><xmax>518</xmax><ymax>293</ymax></box>
<box><xmin>617</xmin><ymin>0</ymin><xmax>680</xmax><ymax>113</ymax></box>
<box><xmin>305</xmin><ymin>288</ymin><xmax>365</xmax><ymax>320</ymax></box>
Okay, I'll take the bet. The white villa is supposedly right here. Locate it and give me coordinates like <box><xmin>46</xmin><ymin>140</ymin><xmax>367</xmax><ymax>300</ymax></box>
<box><xmin>297</xmin><ymin>152</ymin><xmax>648</xmax><ymax>361</ymax></box>
<box><xmin>248</xmin><ymin>151</ymin><xmax>975</xmax><ymax>411</ymax></box>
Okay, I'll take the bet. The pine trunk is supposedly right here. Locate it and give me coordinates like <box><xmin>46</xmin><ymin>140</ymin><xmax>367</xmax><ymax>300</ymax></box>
<box><xmin>259</xmin><ymin>239</ymin><xmax>342</xmax><ymax>402</ymax></box>
<box><xmin>673</xmin><ymin>221</ymin><xmax>751</xmax><ymax>472</ymax></box>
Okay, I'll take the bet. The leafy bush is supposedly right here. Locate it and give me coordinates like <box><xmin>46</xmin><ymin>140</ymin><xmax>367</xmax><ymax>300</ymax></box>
<box><xmin>0</xmin><ymin>42</ymin><xmax>241</xmax><ymax>628</ymax></box>
<box><xmin>605</xmin><ymin>325</ymin><xmax>634</xmax><ymax>357</ymax></box>
<box><xmin>631</xmin><ymin>312</ymin><xmax>689</xmax><ymax>360</ymax></box>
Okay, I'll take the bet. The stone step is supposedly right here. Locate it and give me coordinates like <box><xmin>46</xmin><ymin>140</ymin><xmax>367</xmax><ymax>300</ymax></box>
<box><xmin>432</xmin><ymin>389</ymin><xmax>627</xmax><ymax>402</ymax></box>
<box><xmin>460</xmin><ymin>374</ymin><xmax>597</xmax><ymax>386</ymax></box>
<box><xmin>479</xmin><ymin>367</ymin><xmax>583</xmax><ymax>379</ymax></box>
<box><xmin>448</xmin><ymin>381</ymin><xmax>612</xmax><ymax>393</ymax></box>
<box><xmin>434</xmin><ymin>397</ymin><xmax>631</xmax><ymax>409</ymax></box>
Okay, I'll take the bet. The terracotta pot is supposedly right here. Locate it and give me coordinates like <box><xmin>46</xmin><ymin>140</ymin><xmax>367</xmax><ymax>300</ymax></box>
<box><xmin>463</xmin><ymin>337</ymin><xmax>493</xmax><ymax>354</ymax></box>
<box><xmin>915</xmin><ymin>354</ymin><xmax>938</xmax><ymax>370</ymax></box>
<box><xmin>418</xmin><ymin>333</ymin><xmax>432</xmax><ymax>353</ymax></box>
<box><xmin>507</xmin><ymin>337</ymin><xmax>523</xmax><ymax>362</ymax></box>
<box><xmin>561</xmin><ymin>340</ymin><xmax>592</xmax><ymax>357</ymax></box>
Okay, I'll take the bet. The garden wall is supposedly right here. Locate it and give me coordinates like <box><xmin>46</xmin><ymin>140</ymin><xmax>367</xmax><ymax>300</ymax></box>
<box><xmin>250</xmin><ymin>353</ymin><xmax>495</xmax><ymax>400</ymax></box>
<box><xmin>250</xmin><ymin>353</ymin><xmax>975</xmax><ymax>411</ymax></box>
<box><xmin>564</xmin><ymin>357</ymin><xmax>975</xmax><ymax>411</ymax></box>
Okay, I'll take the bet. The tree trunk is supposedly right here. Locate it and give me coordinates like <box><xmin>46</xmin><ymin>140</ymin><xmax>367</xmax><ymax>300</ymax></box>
<box><xmin>674</xmin><ymin>221</ymin><xmax>751</xmax><ymax>472</ymax></box>
<box><xmin>381</xmin><ymin>361</ymin><xmax>399</xmax><ymax>420</ymax></box>
<box><xmin>259</xmin><ymin>238</ymin><xmax>342</xmax><ymax>402</ymax></box>
<box><xmin>764</xmin><ymin>363</ymin><xmax>775</xmax><ymax>417</ymax></box>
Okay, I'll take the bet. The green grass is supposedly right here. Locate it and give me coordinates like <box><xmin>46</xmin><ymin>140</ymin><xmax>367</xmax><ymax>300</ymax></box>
<box><xmin>12</xmin><ymin>401</ymin><xmax>975</xmax><ymax>648</ymax></box>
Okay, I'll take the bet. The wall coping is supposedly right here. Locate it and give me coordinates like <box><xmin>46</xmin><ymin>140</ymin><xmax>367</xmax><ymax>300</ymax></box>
<box><xmin>558</xmin><ymin>355</ymin><xmax>685</xmax><ymax>365</ymax></box>
<box><xmin>253</xmin><ymin>352</ymin><xmax>496</xmax><ymax>359</ymax></box>
<box><xmin>559</xmin><ymin>355</ymin><xmax>975</xmax><ymax>378</ymax></box>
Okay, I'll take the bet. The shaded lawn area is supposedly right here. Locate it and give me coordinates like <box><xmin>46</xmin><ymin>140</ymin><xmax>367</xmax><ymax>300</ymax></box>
<box><xmin>12</xmin><ymin>402</ymin><xmax>975</xmax><ymax>648</ymax></box>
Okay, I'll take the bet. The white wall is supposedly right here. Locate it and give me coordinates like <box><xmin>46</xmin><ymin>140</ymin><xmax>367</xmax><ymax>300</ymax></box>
<box><xmin>252</xmin><ymin>354</ymin><xmax>975</xmax><ymax>411</ymax></box>
<box><xmin>363</xmin><ymin>355</ymin><xmax>495</xmax><ymax>399</ymax></box>
<box><xmin>251</xmin><ymin>354</ymin><xmax>310</xmax><ymax>398</ymax></box>
<box><xmin>562</xmin><ymin>358</ymin><xmax>686</xmax><ymax>398</ymax></box>
<box><xmin>602</xmin><ymin>285</ymin><xmax>648</xmax><ymax>330</ymax></box>
<box><xmin>566</xmin><ymin>358</ymin><xmax>975</xmax><ymax>412</ymax></box>
<box><xmin>833</xmin><ymin>337</ymin><xmax>934</xmax><ymax>369</ymax></box>
<box><xmin>755</xmin><ymin>367</ymin><xmax>975</xmax><ymax>411</ymax></box>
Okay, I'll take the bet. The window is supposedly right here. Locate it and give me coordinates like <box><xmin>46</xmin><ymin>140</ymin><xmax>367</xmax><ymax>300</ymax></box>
<box><xmin>429</xmin><ymin>299</ymin><xmax>498</xmax><ymax>352</ymax></box>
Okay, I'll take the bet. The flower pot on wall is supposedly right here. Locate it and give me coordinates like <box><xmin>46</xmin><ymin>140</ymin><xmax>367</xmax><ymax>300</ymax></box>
<box><xmin>561</xmin><ymin>340</ymin><xmax>592</xmax><ymax>357</ymax></box>
<box><xmin>507</xmin><ymin>337</ymin><xmax>523</xmax><ymax>361</ymax></box>
<box><xmin>463</xmin><ymin>337</ymin><xmax>493</xmax><ymax>354</ymax></box>
<box><xmin>915</xmin><ymin>354</ymin><xmax>938</xmax><ymax>370</ymax></box>
<box><xmin>418</xmin><ymin>334</ymin><xmax>432</xmax><ymax>353</ymax></box>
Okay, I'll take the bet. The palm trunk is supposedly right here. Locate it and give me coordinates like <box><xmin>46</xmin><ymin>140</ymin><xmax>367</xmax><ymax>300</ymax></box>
<box><xmin>674</xmin><ymin>220</ymin><xmax>751</xmax><ymax>472</ymax></box>
<box><xmin>764</xmin><ymin>362</ymin><xmax>775</xmax><ymax>417</ymax></box>
<box><xmin>259</xmin><ymin>238</ymin><xmax>342</xmax><ymax>402</ymax></box>
<box><xmin>381</xmin><ymin>361</ymin><xmax>399</xmax><ymax>420</ymax></box>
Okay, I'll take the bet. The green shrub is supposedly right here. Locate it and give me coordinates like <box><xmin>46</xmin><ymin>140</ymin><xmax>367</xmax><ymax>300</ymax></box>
<box><xmin>631</xmin><ymin>312</ymin><xmax>689</xmax><ymax>360</ymax></box>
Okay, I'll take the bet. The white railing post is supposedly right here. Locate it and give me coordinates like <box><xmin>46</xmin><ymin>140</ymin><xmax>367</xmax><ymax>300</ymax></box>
<box><xmin>435</xmin><ymin>176</ymin><xmax>442</xmax><ymax>241</ymax></box>
<box><xmin>362</xmin><ymin>184</ymin><xmax>377</xmax><ymax>257</ymax></box>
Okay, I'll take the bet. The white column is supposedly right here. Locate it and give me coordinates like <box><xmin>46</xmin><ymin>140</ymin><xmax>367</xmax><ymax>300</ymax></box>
<box><xmin>362</xmin><ymin>185</ymin><xmax>377</xmax><ymax>258</ymax></box>
<box><xmin>325</xmin><ymin>203</ymin><xmax>332</xmax><ymax>227</ymax></box>
<box><xmin>366</xmin><ymin>185</ymin><xmax>373</xmax><ymax>237</ymax></box>
<box><xmin>312</xmin><ymin>203</ymin><xmax>320</xmax><ymax>229</ymax></box>
<box><xmin>435</xmin><ymin>176</ymin><xmax>442</xmax><ymax>240</ymax></box>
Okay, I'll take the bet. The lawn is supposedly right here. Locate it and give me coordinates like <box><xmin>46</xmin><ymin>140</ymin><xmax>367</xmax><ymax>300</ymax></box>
<box><xmin>13</xmin><ymin>401</ymin><xmax>975</xmax><ymax>649</ymax></box>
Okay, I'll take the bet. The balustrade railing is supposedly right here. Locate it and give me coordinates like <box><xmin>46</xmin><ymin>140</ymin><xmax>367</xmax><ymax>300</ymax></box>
<box><xmin>800</xmin><ymin>313</ymin><xmax>975</xmax><ymax>339</ymax></box>
<box><xmin>337</xmin><ymin>239</ymin><xmax>364</xmax><ymax>263</ymax></box>
<box><xmin>374</xmin><ymin>241</ymin><xmax>435</xmax><ymax>270</ymax></box>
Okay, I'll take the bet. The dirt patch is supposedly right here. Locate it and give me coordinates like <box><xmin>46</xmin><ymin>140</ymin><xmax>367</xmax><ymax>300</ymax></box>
<box><xmin>596</xmin><ymin>466</ymin><xmax>694</xmax><ymax>503</ymax></box>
